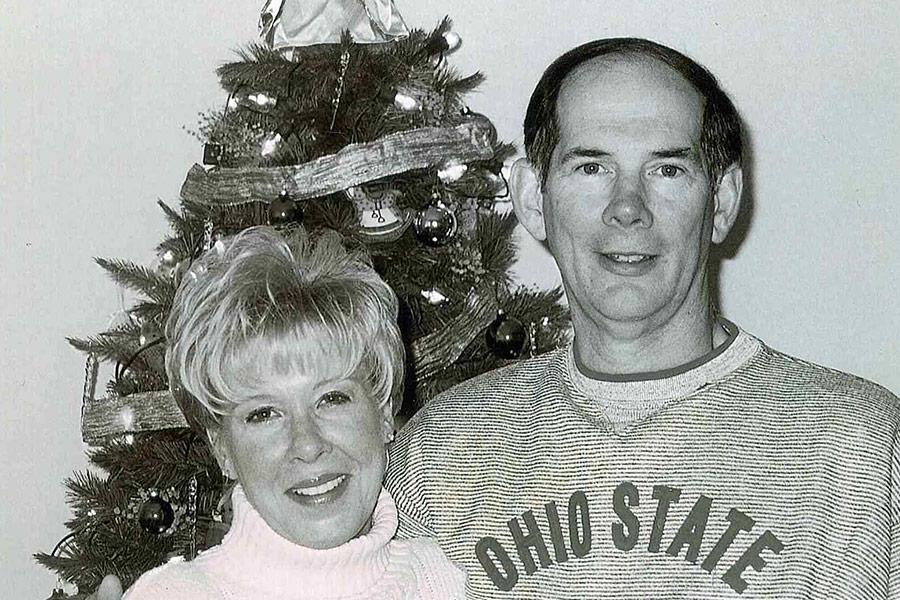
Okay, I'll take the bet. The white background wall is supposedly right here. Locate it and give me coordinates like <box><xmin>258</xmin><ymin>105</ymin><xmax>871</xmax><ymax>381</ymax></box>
<box><xmin>2</xmin><ymin>1</ymin><xmax>897</xmax><ymax>596</ymax></box>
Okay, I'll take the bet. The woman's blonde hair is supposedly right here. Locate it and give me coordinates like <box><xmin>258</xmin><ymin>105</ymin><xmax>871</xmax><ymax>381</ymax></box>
<box><xmin>165</xmin><ymin>226</ymin><xmax>404</xmax><ymax>428</ymax></box>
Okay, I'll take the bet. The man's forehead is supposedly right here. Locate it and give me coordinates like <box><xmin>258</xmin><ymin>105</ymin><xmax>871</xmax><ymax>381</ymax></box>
<box><xmin>555</xmin><ymin>55</ymin><xmax>703</xmax><ymax>138</ymax></box>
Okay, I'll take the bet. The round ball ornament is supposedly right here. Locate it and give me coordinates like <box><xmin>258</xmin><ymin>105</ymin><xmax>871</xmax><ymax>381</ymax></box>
<box><xmin>268</xmin><ymin>191</ymin><xmax>303</xmax><ymax>225</ymax></box>
<box><xmin>138</xmin><ymin>496</ymin><xmax>175</xmax><ymax>535</ymax></box>
<box><xmin>486</xmin><ymin>312</ymin><xmax>527</xmax><ymax>359</ymax></box>
<box><xmin>413</xmin><ymin>203</ymin><xmax>457</xmax><ymax>247</ymax></box>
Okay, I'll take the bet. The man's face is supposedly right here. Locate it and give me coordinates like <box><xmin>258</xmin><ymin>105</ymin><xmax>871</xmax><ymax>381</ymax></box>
<box><xmin>534</xmin><ymin>57</ymin><xmax>727</xmax><ymax>333</ymax></box>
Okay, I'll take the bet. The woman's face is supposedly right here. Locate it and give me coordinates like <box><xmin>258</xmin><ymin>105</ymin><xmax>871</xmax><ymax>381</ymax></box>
<box><xmin>208</xmin><ymin>372</ymin><xmax>391</xmax><ymax>549</ymax></box>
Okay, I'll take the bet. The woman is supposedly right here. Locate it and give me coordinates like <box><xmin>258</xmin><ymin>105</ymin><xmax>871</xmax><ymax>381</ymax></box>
<box><xmin>123</xmin><ymin>226</ymin><xmax>464</xmax><ymax>599</ymax></box>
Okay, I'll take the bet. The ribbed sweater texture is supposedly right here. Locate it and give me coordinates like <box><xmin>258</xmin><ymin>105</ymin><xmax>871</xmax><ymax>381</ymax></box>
<box><xmin>123</xmin><ymin>486</ymin><xmax>465</xmax><ymax>599</ymax></box>
<box><xmin>386</xmin><ymin>323</ymin><xmax>900</xmax><ymax>599</ymax></box>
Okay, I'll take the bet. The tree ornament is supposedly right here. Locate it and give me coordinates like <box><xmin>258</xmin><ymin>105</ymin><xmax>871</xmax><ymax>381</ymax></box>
<box><xmin>46</xmin><ymin>583</ymin><xmax>67</xmax><ymax>599</ymax></box>
<box><xmin>259</xmin><ymin>0</ymin><xmax>409</xmax><ymax>49</ymax></box>
<box><xmin>413</xmin><ymin>202</ymin><xmax>457</xmax><ymax>246</ymax></box>
<box><xmin>138</xmin><ymin>496</ymin><xmax>175</xmax><ymax>534</ymax></box>
<box><xmin>128</xmin><ymin>487</ymin><xmax>184</xmax><ymax>536</ymax></box>
<box><xmin>268</xmin><ymin>190</ymin><xmax>303</xmax><ymax>225</ymax></box>
<box><xmin>460</xmin><ymin>110</ymin><xmax>498</xmax><ymax>147</ymax></box>
<box><xmin>202</xmin><ymin>142</ymin><xmax>225</xmax><ymax>166</ymax></box>
<box><xmin>345</xmin><ymin>185</ymin><xmax>412</xmax><ymax>242</ymax></box>
<box><xmin>330</xmin><ymin>49</ymin><xmax>352</xmax><ymax>129</ymax></box>
<box><xmin>486</xmin><ymin>311</ymin><xmax>527</xmax><ymax>359</ymax></box>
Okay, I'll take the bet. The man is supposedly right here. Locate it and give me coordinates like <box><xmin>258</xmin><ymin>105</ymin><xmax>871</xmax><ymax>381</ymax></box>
<box><xmin>91</xmin><ymin>38</ymin><xmax>898</xmax><ymax>600</ymax></box>
<box><xmin>385</xmin><ymin>38</ymin><xmax>899</xmax><ymax>598</ymax></box>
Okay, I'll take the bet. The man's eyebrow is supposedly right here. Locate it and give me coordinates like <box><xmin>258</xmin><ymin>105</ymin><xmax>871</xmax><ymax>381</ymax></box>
<box><xmin>652</xmin><ymin>147</ymin><xmax>697</xmax><ymax>159</ymax></box>
<box><xmin>559</xmin><ymin>147</ymin><xmax>611</xmax><ymax>162</ymax></box>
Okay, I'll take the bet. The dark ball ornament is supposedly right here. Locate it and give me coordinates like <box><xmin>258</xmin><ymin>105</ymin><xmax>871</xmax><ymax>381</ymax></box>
<box><xmin>413</xmin><ymin>203</ymin><xmax>457</xmax><ymax>247</ymax></box>
<box><xmin>138</xmin><ymin>496</ymin><xmax>175</xmax><ymax>535</ymax></box>
<box><xmin>268</xmin><ymin>191</ymin><xmax>303</xmax><ymax>225</ymax></box>
<box><xmin>202</xmin><ymin>142</ymin><xmax>225</xmax><ymax>166</ymax></box>
<box><xmin>486</xmin><ymin>312</ymin><xmax>527</xmax><ymax>359</ymax></box>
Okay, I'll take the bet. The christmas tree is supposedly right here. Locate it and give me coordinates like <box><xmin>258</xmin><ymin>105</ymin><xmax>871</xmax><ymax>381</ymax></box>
<box><xmin>36</xmin><ymin>2</ymin><xmax>568</xmax><ymax>597</ymax></box>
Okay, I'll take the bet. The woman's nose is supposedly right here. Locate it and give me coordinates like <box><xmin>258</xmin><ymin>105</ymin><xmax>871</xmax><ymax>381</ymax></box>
<box><xmin>602</xmin><ymin>180</ymin><xmax>653</xmax><ymax>229</ymax></box>
<box><xmin>289</xmin><ymin>416</ymin><xmax>331</xmax><ymax>463</ymax></box>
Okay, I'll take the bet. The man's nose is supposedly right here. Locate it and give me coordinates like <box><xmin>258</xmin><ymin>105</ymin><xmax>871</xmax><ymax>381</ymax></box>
<box><xmin>602</xmin><ymin>179</ymin><xmax>653</xmax><ymax>229</ymax></box>
<box><xmin>290</xmin><ymin>416</ymin><xmax>331</xmax><ymax>463</ymax></box>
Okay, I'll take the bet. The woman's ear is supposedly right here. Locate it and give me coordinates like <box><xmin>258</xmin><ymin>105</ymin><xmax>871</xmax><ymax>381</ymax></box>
<box><xmin>207</xmin><ymin>427</ymin><xmax>236</xmax><ymax>479</ymax></box>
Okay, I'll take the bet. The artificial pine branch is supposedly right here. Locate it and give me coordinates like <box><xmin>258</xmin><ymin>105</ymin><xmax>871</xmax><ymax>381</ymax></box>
<box><xmin>94</xmin><ymin>258</ymin><xmax>174</xmax><ymax>305</ymax></box>
<box><xmin>67</xmin><ymin>334</ymin><xmax>138</xmax><ymax>365</ymax></box>
<box><xmin>477</xmin><ymin>210</ymin><xmax>519</xmax><ymax>277</ymax></box>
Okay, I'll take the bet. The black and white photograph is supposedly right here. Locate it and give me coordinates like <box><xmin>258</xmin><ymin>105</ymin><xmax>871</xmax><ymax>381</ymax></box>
<box><xmin>2</xmin><ymin>1</ymin><xmax>898</xmax><ymax>598</ymax></box>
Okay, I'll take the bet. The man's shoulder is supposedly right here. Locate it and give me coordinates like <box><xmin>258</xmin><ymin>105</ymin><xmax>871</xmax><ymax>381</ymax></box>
<box><xmin>396</xmin><ymin>347</ymin><xmax>567</xmax><ymax>440</ymax></box>
<box><xmin>427</xmin><ymin>347</ymin><xmax>565</xmax><ymax>410</ymax></box>
<box><xmin>753</xmin><ymin>340</ymin><xmax>899</xmax><ymax>421</ymax></box>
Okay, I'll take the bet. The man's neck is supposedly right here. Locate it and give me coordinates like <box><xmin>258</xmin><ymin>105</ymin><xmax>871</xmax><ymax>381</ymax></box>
<box><xmin>571</xmin><ymin>306</ymin><xmax>725</xmax><ymax>377</ymax></box>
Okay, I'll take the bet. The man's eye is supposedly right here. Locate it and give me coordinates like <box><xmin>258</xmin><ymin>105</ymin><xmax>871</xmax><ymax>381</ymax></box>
<box><xmin>318</xmin><ymin>391</ymin><xmax>352</xmax><ymax>408</ymax></box>
<box><xmin>654</xmin><ymin>164</ymin><xmax>683</xmax><ymax>178</ymax></box>
<box><xmin>246</xmin><ymin>407</ymin><xmax>278</xmax><ymax>423</ymax></box>
<box><xmin>577</xmin><ymin>163</ymin><xmax>603</xmax><ymax>175</ymax></box>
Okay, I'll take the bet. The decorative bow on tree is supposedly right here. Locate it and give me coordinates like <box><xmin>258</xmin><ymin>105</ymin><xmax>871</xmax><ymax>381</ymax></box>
<box><xmin>259</xmin><ymin>0</ymin><xmax>409</xmax><ymax>48</ymax></box>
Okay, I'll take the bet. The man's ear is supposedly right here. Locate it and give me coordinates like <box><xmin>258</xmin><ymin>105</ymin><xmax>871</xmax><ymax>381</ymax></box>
<box><xmin>711</xmin><ymin>164</ymin><xmax>743</xmax><ymax>244</ymax></box>
<box><xmin>510</xmin><ymin>158</ymin><xmax>547</xmax><ymax>242</ymax></box>
<box><xmin>206</xmin><ymin>427</ymin><xmax>235</xmax><ymax>479</ymax></box>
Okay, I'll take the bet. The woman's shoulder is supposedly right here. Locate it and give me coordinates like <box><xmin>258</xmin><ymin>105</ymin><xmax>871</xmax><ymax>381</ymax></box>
<box><xmin>123</xmin><ymin>556</ymin><xmax>222</xmax><ymax>600</ymax></box>
<box><xmin>387</xmin><ymin>537</ymin><xmax>466</xmax><ymax>599</ymax></box>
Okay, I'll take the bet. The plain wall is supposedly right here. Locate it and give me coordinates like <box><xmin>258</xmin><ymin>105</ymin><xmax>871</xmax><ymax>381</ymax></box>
<box><xmin>2</xmin><ymin>1</ymin><xmax>897</xmax><ymax>596</ymax></box>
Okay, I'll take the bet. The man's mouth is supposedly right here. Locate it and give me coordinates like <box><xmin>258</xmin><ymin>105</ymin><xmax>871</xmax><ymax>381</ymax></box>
<box><xmin>598</xmin><ymin>252</ymin><xmax>658</xmax><ymax>275</ymax></box>
<box><xmin>604</xmin><ymin>253</ymin><xmax>655</xmax><ymax>263</ymax></box>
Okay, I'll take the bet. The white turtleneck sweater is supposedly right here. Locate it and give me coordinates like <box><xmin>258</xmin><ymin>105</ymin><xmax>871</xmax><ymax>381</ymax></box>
<box><xmin>123</xmin><ymin>485</ymin><xmax>465</xmax><ymax>600</ymax></box>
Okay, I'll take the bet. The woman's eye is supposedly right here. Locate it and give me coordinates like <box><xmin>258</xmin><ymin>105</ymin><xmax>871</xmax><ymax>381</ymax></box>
<box><xmin>318</xmin><ymin>391</ymin><xmax>352</xmax><ymax>408</ymax></box>
<box><xmin>654</xmin><ymin>164</ymin><xmax>683</xmax><ymax>178</ymax></box>
<box><xmin>577</xmin><ymin>163</ymin><xmax>603</xmax><ymax>175</ymax></box>
<box><xmin>245</xmin><ymin>406</ymin><xmax>278</xmax><ymax>423</ymax></box>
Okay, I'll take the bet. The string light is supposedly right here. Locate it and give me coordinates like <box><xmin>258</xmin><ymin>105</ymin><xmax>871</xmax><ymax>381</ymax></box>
<box><xmin>393</xmin><ymin>91</ymin><xmax>421</xmax><ymax>111</ymax></box>
<box><xmin>438</xmin><ymin>162</ymin><xmax>468</xmax><ymax>183</ymax></box>
<box><xmin>232</xmin><ymin>88</ymin><xmax>278</xmax><ymax>113</ymax></box>
<box><xmin>261</xmin><ymin>132</ymin><xmax>282</xmax><ymax>156</ymax></box>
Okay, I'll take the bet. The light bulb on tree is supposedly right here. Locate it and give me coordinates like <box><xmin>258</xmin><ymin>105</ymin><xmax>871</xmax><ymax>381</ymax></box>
<box><xmin>437</xmin><ymin>162</ymin><xmax>468</xmax><ymax>184</ymax></box>
<box><xmin>232</xmin><ymin>88</ymin><xmax>278</xmax><ymax>113</ymax></box>
<box><xmin>261</xmin><ymin>132</ymin><xmax>282</xmax><ymax>157</ymax></box>
<box><xmin>424</xmin><ymin>31</ymin><xmax>462</xmax><ymax>56</ymax></box>
<box><xmin>379</xmin><ymin>87</ymin><xmax>421</xmax><ymax>111</ymax></box>
<box><xmin>394</xmin><ymin>91</ymin><xmax>421</xmax><ymax>111</ymax></box>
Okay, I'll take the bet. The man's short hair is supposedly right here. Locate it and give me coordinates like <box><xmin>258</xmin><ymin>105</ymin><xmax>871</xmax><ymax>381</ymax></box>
<box><xmin>165</xmin><ymin>226</ymin><xmax>404</xmax><ymax>429</ymax></box>
<box><xmin>524</xmin><ymin>37</ymin><xmax>743</xmax><ymax>188</ymax></box>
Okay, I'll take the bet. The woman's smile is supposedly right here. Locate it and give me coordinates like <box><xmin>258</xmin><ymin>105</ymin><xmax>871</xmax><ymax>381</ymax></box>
<box><xmin>286</xmin><ymin>474</ymin><xmax>351</xmax><ymax>505</ymax></box>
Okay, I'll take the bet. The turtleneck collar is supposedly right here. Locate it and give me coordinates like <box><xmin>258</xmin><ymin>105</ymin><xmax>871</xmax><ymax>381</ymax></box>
<box><xmin>213</xmin><ymin>484</ymin><xmax>398</xmax><ymax>598</ymax></box>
